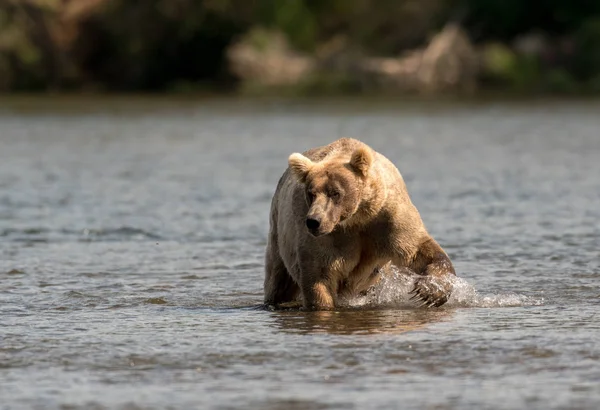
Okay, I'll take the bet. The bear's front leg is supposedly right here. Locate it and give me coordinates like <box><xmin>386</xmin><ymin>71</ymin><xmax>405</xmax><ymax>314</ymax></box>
<box><xmin>408</xmin><ymin>239</ymin><xmax>456</xmax><ymax>307</ymax></box>
<box><xmin>296</xmin><ymin>250</ymin><xmax>338</xmax><ymax>310</ymax></box>
<box><xmin>301</xmin><ymin>280</ymin><xmax>336</xmax><ymax>310</ymax></box>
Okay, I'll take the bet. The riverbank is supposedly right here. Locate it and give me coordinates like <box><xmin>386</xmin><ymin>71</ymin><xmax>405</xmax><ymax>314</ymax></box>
<box><xmin>2</xmin><ymin>1</ymin><xmax>600</xmax><ymax>96</ymax></box>
<box><xmin>2</xmin><ymin>92</ymin><xmax>600</xmax><ymax>117</ymax></box>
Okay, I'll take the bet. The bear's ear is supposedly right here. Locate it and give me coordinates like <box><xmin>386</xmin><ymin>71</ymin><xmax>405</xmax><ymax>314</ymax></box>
<box><xmin>349</xmin><ymin>147</ymin><xmax>373</xmax><ymax>176</ymax></box>
<box><xmin>288</xmin><ymin>153</ymin><xmax>313</xmax><ymax>182</ymax></box>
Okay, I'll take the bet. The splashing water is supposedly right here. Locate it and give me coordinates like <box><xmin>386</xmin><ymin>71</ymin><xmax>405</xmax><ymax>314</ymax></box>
<box><xmin>340</xmin><ymin>266</ymin><xmax>544</xmax><ymax>309</ymax></box>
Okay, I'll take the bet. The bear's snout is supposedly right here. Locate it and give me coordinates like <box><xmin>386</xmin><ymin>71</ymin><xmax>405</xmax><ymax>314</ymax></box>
<box><xmin>306</xmin><ymin>217</ymin><xmax>321</xmax><ymax>235</ymax></box>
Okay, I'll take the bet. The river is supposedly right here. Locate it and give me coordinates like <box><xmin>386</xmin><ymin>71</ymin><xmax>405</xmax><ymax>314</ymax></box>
<box><xmin>1</xmin><ymin>96</ymin><xmax>599</xmax><ymax>409</ymax></box>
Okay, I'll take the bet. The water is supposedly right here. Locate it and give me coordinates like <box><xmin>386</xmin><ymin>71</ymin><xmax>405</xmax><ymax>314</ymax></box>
<box><xmin>1</xmin><ymin>96</ymin><xmax>599</xmax><ymax>410</ymax></box>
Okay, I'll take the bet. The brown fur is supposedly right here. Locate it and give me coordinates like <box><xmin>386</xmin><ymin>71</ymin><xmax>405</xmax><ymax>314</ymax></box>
<box><xmin>264</xmin><ymin>138</ymin><xmax>456</xmax><ymax>310</ymax></box>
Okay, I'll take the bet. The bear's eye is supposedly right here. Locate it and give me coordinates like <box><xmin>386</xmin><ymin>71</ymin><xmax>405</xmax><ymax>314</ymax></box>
<box><xmin>307</xmin><ymin>191</ymin><xmax>316</xmax><ymax>202</ymax></box>
<box><xmin>329</xmin><ymin>191</ymin><xmax>341</xmax><ymax>200</ymax></box>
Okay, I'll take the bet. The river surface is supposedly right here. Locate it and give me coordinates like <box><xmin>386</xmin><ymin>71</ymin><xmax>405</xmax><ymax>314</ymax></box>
<box><xmin>0</xmin><ymin>97</ymin><xmax>599</xmax><ymax>410</ymax></box>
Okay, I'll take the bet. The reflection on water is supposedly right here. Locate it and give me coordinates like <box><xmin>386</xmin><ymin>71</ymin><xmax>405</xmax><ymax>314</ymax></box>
<box><xmin>272</xmin><ymin>308</ymin><xmax>455</xmax><ymax>335</ymax></box>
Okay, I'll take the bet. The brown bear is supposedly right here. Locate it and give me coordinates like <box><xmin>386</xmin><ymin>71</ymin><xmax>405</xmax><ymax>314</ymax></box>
<box><xmin>264</xmin><ymin>137</ymin><xmax>455</xmax><ymax>310</ymax></box>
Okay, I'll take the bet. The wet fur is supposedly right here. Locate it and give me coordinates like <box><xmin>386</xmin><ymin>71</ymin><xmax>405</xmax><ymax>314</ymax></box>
<box><xmin>264</xmin><ymin>138</ymin><xmax>455</xmax><ymax>310</ymax></box>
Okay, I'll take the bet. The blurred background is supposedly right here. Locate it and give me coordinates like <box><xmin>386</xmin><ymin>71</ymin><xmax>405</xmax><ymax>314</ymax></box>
<box><xmin>2</xmin><ymin>0</ymin><xmax>600</xmax><ymax>96</ymax></box>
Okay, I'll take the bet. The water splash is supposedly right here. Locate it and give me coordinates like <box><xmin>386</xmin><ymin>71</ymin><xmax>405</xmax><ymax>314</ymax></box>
<box><xmin>339</xmin><ymin>266</ymin><xmax>544</xmax><ymax>309</ymax></box>
<box><xmin>447</xmin><ymin>276</ymin><xmax>544</xmax><ymax>308</ymax></box>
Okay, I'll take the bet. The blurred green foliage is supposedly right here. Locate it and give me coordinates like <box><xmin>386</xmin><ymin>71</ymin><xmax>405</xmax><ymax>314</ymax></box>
<box><xmin>0</xmin><ymin>0</ymin><xmax>600</xmax><ymax>93</ymax></box>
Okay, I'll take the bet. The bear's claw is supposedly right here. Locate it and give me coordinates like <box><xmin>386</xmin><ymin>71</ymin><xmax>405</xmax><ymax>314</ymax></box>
<box><xmin>409</xmin><ymin>275</ymin><xmax>452</xmax><ymax>308</ymax></box>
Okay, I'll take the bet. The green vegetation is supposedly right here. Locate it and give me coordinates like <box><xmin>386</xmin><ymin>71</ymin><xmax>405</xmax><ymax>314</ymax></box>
<box><xmin>1</xmin><ymin>0</ymin><xmax>600</xmax><ymax>95</ymax></box>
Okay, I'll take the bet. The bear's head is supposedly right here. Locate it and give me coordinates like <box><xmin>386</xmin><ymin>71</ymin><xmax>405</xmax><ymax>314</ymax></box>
<box><xmin>288</xmin><ymin>147</ymin><xmax>373</xmax><ymax>237</ymax></box>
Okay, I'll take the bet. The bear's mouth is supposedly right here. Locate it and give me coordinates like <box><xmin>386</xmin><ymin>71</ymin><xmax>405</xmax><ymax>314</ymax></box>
<box><xmin>307</xmin><ymin>223</ymin><xmax>336</xmax><ymax>237</ymax></box>
<box><xmin>307</xmin><ymin>227</ymin><xmax>327</xmax><ymax>237</ymax></box>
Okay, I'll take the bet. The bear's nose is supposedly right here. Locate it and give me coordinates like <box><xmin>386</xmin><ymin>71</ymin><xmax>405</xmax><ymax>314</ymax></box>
<box><xmin>306</xmin><ymin>217</ymin><xmax>321</xmax><ymax>231</ymax></box>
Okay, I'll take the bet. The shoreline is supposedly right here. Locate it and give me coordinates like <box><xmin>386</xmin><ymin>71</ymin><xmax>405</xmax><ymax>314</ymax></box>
<box><xmin>2</xmin><ymin>90</ymin><xmax>600</xmax><ymax>114</ymax></box>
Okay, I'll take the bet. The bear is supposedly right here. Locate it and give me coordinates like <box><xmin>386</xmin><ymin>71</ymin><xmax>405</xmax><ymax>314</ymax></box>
<box><xmin>263</xmin><ymin>137</ymin><xmax>455</xmax><ymax>310</ymax></box>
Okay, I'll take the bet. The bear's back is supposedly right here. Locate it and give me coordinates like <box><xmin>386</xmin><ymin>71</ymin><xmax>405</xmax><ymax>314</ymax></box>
<box><xmin>302</xmin><ymin>138</ymin><xmax>367</xmax><ymax>163</ymax></box>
